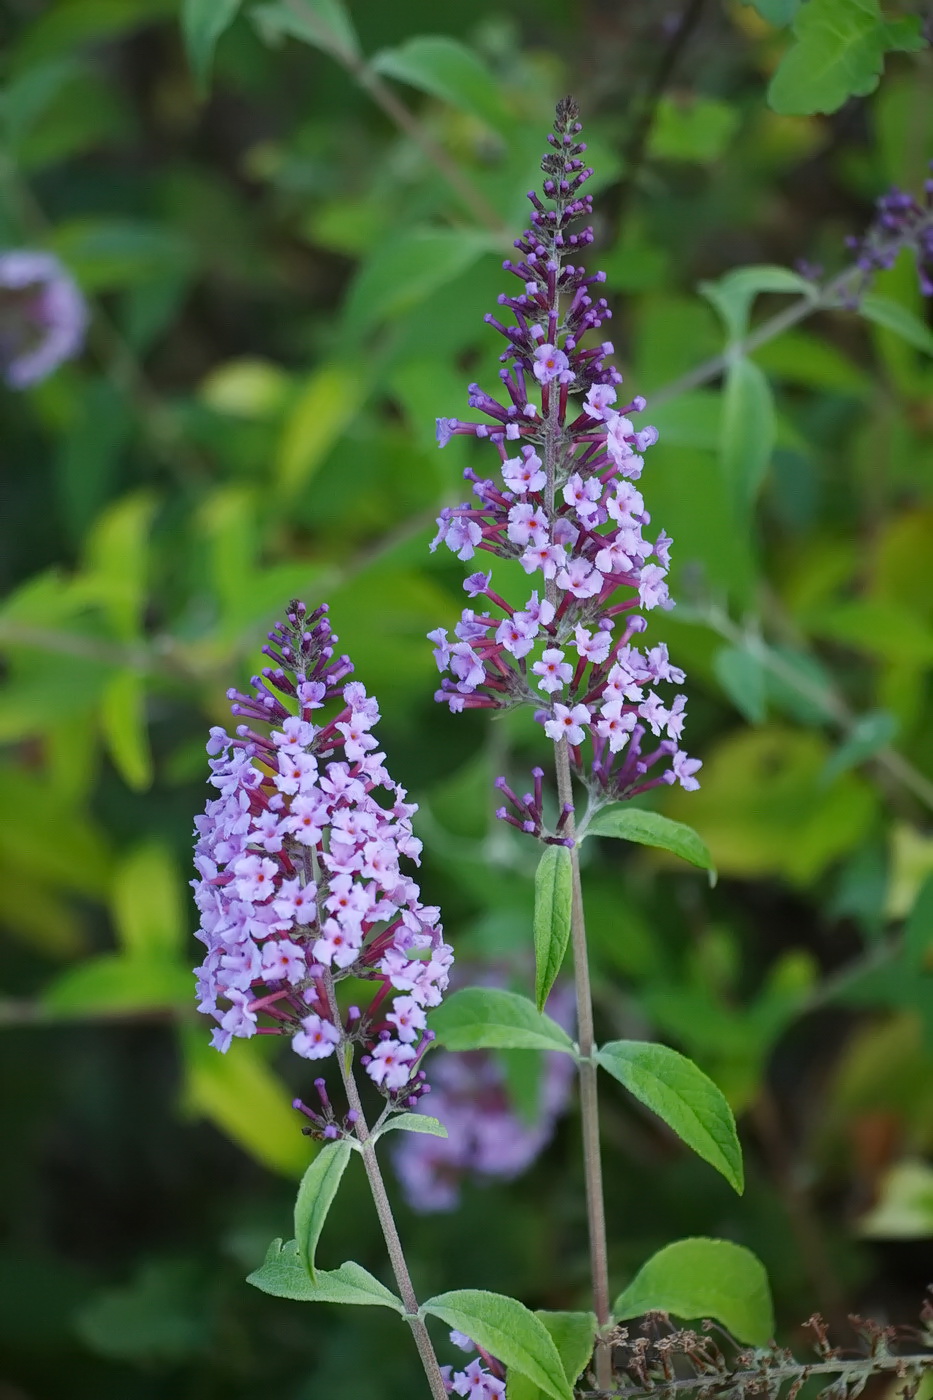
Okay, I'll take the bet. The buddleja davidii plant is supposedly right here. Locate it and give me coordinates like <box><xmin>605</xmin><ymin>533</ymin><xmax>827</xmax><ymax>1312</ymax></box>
<box><xmin>426</xmin><ymin>98</ymin><xmax>760</xmax><ymax>1390</ymax></box>
<box><xmin>192</xmin><ymin>602</ymin><xmax>578</xmax><ymax>1400</ymax></box>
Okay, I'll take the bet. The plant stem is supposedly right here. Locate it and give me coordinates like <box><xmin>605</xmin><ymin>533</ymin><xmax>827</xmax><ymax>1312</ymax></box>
<box><xmin>290</xmin><ymin>0</ymin><xmax>508</xmax><ymax>238</ymax></box>
<box><xmin>554</xmin><ymin>740</ymin><xmax>614</xmax><ymax>1390</ymax></box>
<box><xmin>324</xmin><ymin>981</ymin><xmax>448</xmax><ymax>1400</ymax></box>
<box><xmin>685</xmin><ymin>601</ymin><xmax>933</xmax><ymax>813</ymax></box>
<box><xmin>650</xmin><ymin>268</ymin><xmax>858</xmax><ymax>406</ymax></box>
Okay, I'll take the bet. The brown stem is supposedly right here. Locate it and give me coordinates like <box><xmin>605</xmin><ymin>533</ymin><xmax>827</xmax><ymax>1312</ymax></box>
<box><xmin>555</xmin><ymin>740</ymin><xmax>613</xmax><ymax>1389</ymax></box>
<box><xmin>324</xmin><ymin>980</ymin><xmax>448</xmax><ymax>1400</ymax></box>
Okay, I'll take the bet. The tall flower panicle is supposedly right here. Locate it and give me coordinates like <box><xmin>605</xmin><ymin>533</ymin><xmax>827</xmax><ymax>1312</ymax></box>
<box><xmin>846</xmin><ymin>170</ymin><xmax>933</xmax><ymax>300</ymax></box>
<box><xmin>192</xmin><ymin>601</ymin><xmax>453</xmax><ymax>1128</ymax></box>
<box><xmin>0</xmin><ymin>251</ymin><xmax>87</xmax><ymax>388</ymax></box>
<box><xmin>428</xmin><ymin>98</ymin><xmax>700</xmax><ymax>810</ymax></box>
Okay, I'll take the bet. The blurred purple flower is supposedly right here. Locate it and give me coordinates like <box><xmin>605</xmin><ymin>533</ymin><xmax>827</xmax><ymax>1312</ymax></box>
<box><xmin>393</xmin><ymin>981</ymin><xmax>575</xmax><ymax>1211</ymax></box>
<box><xmin>846</xmin><ymin>174</ymin><xmax>933</xmax><ymax>301</ymax></box>
<box><xmin>0</xmin><ymin>251</ymin><xmax>87</xmax><ymax>388</ymax></box>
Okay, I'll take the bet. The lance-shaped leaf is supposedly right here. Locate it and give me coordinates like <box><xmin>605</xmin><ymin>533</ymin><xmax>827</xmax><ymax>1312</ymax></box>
<box><xmin>251</xmin><ymin>0</ymin><xmax>360</xmax><ymax>63</ymax></box>
<box><xmin>423</xmin><ymin>1290</ymin><xmax>574</xmax><ymax>1400</ymax></box>
<box><xmin>497</xmin><ymin>1309</ymin><xmax>597</xmax><ymax>1400</ymax></box>
<box><xmin>373</xmin><ymin>1113</ymin><xmax>448</xmax><ymax>1140</ymax></box>
<box><xmin>721</xmin><ymin>355</ymin><xmax>776</xmax><ymax>520</ymax></box>
<box><xmin>534</xmin><ymin>844</ymin><xmax>573</xmax><ymax>1011</ymax></box>
<box><xmin>613</xmin><ymin>1238</ymin><xmax>773</xmax><ymax>1345</ymax></box>
<box><xmin>293</xmin><ymin>1140</ymin><xmax>352</xmax><ymax>1279</ymax></box>
<box><xmin>429</xmin><ymin>988</ymin><xmax>575</xmax><ymax>1055</ymax></box>
<box><xmin>586</xmin><ymin>807</ymin><xmax>716</xmax><ymax>884</ymax></box>
<box><xmin>371</xmin><ymin>36</ymin><xmax>509</xmax><ymax>134</ymax></box>
<box><xmin>595</xmin><ymin>1041</ymin><xmax>743</xmax><ymax>1193</ymax></box>
<box><xmin>248</xmin><ymin>1240</ymin><xmax>404</xmax><ymax>1311</ymax></box>
<box><xmin>182</xmin><ymin>0</ymin><xmax>243</xmax><ymax>87</ymax></box>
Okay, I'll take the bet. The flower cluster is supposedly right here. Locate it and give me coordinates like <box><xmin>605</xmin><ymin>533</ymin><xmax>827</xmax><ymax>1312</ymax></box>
<box><xmin>428</xmin><ymin>98</ymin><xmax>700</xmax><ymax>804</ymax></box>
<box><xmin>0</xmin><ymin>250</ymin><xmax>86</xmax><ymax>388</ymax></box>
<box><xmin>441</xmin><ymin>1331</ymin><xmax>506</xmax><ymax>1398</ymax></box>
<box><xmin>192</xmin><ymin>601</ymin><xmax>453</xmax><ymax>1110</ymax></box>
<box><xmin>846</xmin><ymin>170</ymin><xmax>933</xmax><ymax>300</ymax></box>
<box><xmin>393</xmin><ymin>980</ymin><xmax>575</xmax><ymax>1211</ymax></box>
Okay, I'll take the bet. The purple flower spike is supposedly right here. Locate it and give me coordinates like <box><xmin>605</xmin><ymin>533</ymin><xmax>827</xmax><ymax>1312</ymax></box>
<box><xmin>426</xmin><ymin>98</ymin><xmax>700</xmax><ymax>804</ymax></box>
<box><xmin>0</xmin><ymin>250</ymin><xmax>87</xmax><ymax>388</ymax></box>
<box><xmin>192</xmin><ymin>600</ymin><xmax>453</xmax><ymax>1131</ymax></box>
<box><xmin>846</xmin><ymin>171</ymin><xmax>933</xmax><ymax>302</ymax></box>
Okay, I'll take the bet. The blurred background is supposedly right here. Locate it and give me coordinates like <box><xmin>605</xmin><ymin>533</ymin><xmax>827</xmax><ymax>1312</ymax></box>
<box><xmin>2</xmin><ymin>1</ymin><xmax>933</xmax><ymax>1396</ymax></box>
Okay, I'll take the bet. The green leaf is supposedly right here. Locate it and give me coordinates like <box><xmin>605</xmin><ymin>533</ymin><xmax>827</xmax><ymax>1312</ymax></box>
<box><xmin>110</xmin><ymin>842</ymin><xmax>185</xmax><ymax>959</ymax></box>
<box><xmin>181</xmin><ymin>0</ymin><xmax>242</xmax><ymax>86</ymax></box>
<box><xmin>251</xmin><ymin>0</ymin><xmax>360</xmax><ymax>63</ymax></box>
<box><xmin>423</xmin><ymin>1290</ymin><xmax>573</xmax><ymax>1400</ymax></box>
<box><xmin>858</xmin><ymin>1159</ymin><xmax>933</xmax><ymax>1238</ymax></box>
<box><xmin>859</xmin><ymin>294</ymin><xmax>933</xmax><ymax>356</ymax></box>
<box><xmin>248</xmin><ymin>1240</ymin><xmax>404</xmax><ymax>1310</ymax></box>
<box><xmin>371</xmin><ymin>36</ymin><xmax>509</xmax><ymax>133</ymax></box>
<box><xmin>506</xmin><ymin>1310</ymin><xmax>597</xmax><ymax>1400</ymax></box>
<box><xmin>49</xmin><ymin>219</ymin><xmax>191</xmax><ymax>292</ymax></box>
<box><xmin>42</xmin><ymin>955</ymin><xmax>191</xmax><ymax>1016</ymax></box>
<box><xmin>904</xmin><ymin>872</ymin><xmax>933</xmax><ymax>971</ymax></box>
<box><xmin>740</xmin><ymin>0</ymin><xmax>801</xmax><ymax>24</ymax></box>
<box><xmin>714</xmin><ymin>647</ymin><xmax>767</xmax><ymax>725</ymax></box>
<box><xmin>293</xmin><ymin>1141</ymin><xmax>352</xmax><ymax>1281</ymax></box>
<box><xmin>181</xmin><ymin>1030</ymin><xmax>310</xmax><ymax>1177</ymax></box>
<box><xmin>764</xmin><ymin>646</ymin><xmax>838</xmax><ymax>725</ymax></box>
<box><xmin>614</xmin><ymin>1239</ymin><xmax>773</xmax><ymax>1344</ymax></box>
<box><xmin>0</xmin><ymin>57</ymin><xmax>82</xmax><ymax>148</ymax></box>
<box><xmin>595</xmin><ymin>1041</ymin><xmax>744</xmax><ymax>1193</ymax></box>
<box><xmin>721</xmin><ymin>356</ymin><xmax>776</xmax><ymax>519</ymax></box>
<box><xmin>429</xmin><ymin>988</ymin><xmax>576</xmax><ymax>1055</ymax></box>
<box><xmin>585</xmin><ymin>807</ymin><xmax>716</xmax><ymax>884</ymax></box>
<box><xmin>822</xmin><ymin>711</ymin><xmax>897</xmax><ymax>783</ymax></box>
<box><xmin>82</xmin><ymin>491</ymin><xmax>157</xmax><ymax>641</ymax></box>
<box><xmin>75</xmin><ymin>1260</ymin><xmax>208</xmax><ymax>1363</ymax></box>
<box><xmin>768</xmin><ymin>0</ymin><xmax>925</xmax><ymax>117</ymax></box>
<box><xmin>374</xmin><ymin>1113</ymin><xmax>448</xmax><ymax>1139</ymax></box>
<box><xmin>533</xmin><ymin>844</ymin><xmax>573</xmax><ymax>1012</ymax></box>
<box><xmin>100</xmin><ymin>672</ymin><xmax>153</xmax><ymax>792</ymax></box>
<box><xmin>700</xmin><ymin>264</ymin><xmax>814</xmax><ymax>342</ymax></box>
<box><xmin>538</xmin><ymin>1310</ymin><xmax>597</xmax><ymax>1383</ymax></box>
<box><xmin>649</xmin><ymin>96</ymin><xmax>739</xmax><ymax>165</ymax></box>
<box><xmin>276</xmin><ymin>363</ymin><xmax>363</xmax><ymax>500</ymax></box>
<box><xmin>342</xmin><ymin>227</ymin><xmax>494</xmax><ymax>337</ymax></box>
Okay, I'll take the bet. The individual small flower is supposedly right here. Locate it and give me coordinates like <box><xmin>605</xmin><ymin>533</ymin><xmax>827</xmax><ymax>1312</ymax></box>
<box><xmin>544</xmin><ymin>703</ymin><xmax>590</xmax><ymax>745</ymax></box>
<box><xmin>192</xmin><ymin>601</ymin><xmax>453</xmax><ymax>1131</ymax></box>
<box><xmin>532</xmin><ymin>342</ymin><xmax>570</xmax><ymax>383</ymax></box>
<box><xmin>0</xmin><ymin>250</ymin><xmax>87</xmax><ymax>388</ymax></box>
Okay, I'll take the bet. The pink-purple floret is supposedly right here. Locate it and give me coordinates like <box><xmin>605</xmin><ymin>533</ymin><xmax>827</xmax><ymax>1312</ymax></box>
<box><xmin>191</xmin><ymin>602</ymin><xmax>453</xmax><ymax>1111</ymax></box>
<box><xmin>426</xmin><ymin>100</ymin><xmax>701</xmax><ymax>804</ymax></box>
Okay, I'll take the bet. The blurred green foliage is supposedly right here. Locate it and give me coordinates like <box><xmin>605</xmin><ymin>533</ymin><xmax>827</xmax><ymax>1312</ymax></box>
<box><xmin>2</xmin><ymin>0</ymin><xmax>933</xmax><ymax>1395</ymax></box>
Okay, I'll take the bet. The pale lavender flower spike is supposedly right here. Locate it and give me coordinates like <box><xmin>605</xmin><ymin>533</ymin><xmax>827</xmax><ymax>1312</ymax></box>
<box><xmin>192</xmin><ymin>601</ymin><xmax>454</xmax><ymax>1134</ymax></box>
<box><xmin>427</xmin><ymin>98</ymin><xmax>701</xmax><ymax>808</ymax></box>
<box><xmin>0</xmin><ymin>250</ymin><xmax>87</xmax><ymax>388</ymax></box>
